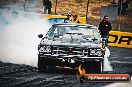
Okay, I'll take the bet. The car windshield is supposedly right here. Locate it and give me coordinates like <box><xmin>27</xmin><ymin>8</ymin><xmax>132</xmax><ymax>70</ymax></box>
<box><xmin>47</xmin><ymin>25</ymin><xmax>78</xmax><ymax>38</ymax></box>
<box><xmin>46</xmin><ymin>25</ymin><xmax>100</xmax><ymax>43</ymax></box>
<box><xmin>78</xmin><ymin>26</ymin><xmax>100</xmax><ymax>39</ymax></box>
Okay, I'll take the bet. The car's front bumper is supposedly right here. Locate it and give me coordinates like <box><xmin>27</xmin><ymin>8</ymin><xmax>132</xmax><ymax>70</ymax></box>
<box><xmin>39</xmin><ymin>53</ymin><xmax>104</xmax><ymax>68</ymax></box>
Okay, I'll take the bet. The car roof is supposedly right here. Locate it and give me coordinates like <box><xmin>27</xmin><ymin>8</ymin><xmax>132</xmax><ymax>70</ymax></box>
<box><xmin>77</xmin><ymin>24</ymin><xmax>96</xmax><ymax>28</ymax></box>
<box><xmin>52</xmin><ymin>23</ymin><xmax>98</xmax><ymax>29</ymax></box>
<box><xmin>78</xmin><ymin>24</ymin><xmax>98</xmax><ymax>30</ymax></box>
<box><xmin>52</xmin><ymin>23</ymin><xmax>77</xmax><ymax>27</ymax></box>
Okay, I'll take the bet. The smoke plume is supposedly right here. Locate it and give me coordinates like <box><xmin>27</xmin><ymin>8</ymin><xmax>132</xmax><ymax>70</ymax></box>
<box><xmin>0</xmin><ymin>9</ymin><xmax>50</xmax><ymax>67</ymax></box>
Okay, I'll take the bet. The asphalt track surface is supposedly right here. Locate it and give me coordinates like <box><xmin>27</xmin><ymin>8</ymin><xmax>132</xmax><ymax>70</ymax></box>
<box><xmin>0</xmin><ymin>47</ymin><xmax>132</xmax><ymax>87</ymax></box>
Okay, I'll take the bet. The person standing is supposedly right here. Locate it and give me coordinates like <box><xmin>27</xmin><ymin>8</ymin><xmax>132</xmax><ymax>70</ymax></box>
<box><xmin>43</xmin><ymin>0</ymin><xmax>52</xmax><ymax>14</ymax></box>
<box><xmin>98</xmin><ymin>15</ymin><xmax>112</xmax><ymax>47</ymax></box>
<box><xmin>64</xmin><ymin>13</ymin><xmax>72</xmax><ymax>23</ymax></box>
<box><xmin>72</xmin><ymin>14</ymin><xmax>81</xmax><ymax>23</ymax></box>
<box><xmin>117</xmin><ymin>0</ymin><xmax>130</xmax><ymax>15</ymax></box>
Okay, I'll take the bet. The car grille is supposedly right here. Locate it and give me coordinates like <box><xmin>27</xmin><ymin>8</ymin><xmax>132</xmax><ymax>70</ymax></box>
<box><xmin>52</xmin><ymin>46</ymin><xmax>88</xmax><ymax>56</ymax></box>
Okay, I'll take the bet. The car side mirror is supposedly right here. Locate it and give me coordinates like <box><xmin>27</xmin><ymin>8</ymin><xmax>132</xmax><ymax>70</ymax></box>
<box><xmin>38</xmin><ymin>34</ymin><xmax>43</xmax><ymax>38</ymax></box>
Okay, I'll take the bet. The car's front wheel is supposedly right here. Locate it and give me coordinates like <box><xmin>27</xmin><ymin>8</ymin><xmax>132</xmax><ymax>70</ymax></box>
<box><xmin>38</xmin><ymin>55</ymin><xmax>48</xmax><ymax>72</ymax></box>
<box><xmin>83</xmin><ymin>60</ymin><xmax>103</xmax><ymax>73</ymax></box>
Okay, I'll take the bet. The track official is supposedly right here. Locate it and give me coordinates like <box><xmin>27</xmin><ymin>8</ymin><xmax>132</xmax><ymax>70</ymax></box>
<box><xmin>98</xmin><ymin>15</ymin><xmax>112</xmax><ymax>47</ymax></box>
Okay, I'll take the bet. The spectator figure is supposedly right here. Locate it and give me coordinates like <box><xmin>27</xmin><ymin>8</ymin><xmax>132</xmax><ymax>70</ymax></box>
<box><xmin>72</xmin><ymin>14</ymin><xmax>81</xmax><ymax>23</ymax></box>
<box><xmin>98</xmin><ymin>15</ymin><xmax>112</xmax><ymax>47</ymax></box>
<box><xmin>43</xmin><ymin>0</ymin><xmax>52</xmax><ymax>14</ymax></box>
<box><xmin>64</xmin><ymin>13</ymin><xmax>72</xmax><ymax>23</ymax></box>
<box><xmin>118</xmin><ymin>0</ymin><xmax>130</xmax><ymax>15</ymax></box>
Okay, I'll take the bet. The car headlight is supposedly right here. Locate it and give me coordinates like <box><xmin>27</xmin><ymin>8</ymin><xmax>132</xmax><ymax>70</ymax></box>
<box><xmin>96</xmin><ymin>50</ymin><xmax>102</xmax><ymax>56</ymax></box>
<box><xmin>39</xmin><ymin>46</ymin><xmax>51</xmax><ymax>53</ymax></box>
<box><xmin>90</xmin><ymin>49</ymin><xmax>96</xmax><ymax>54</ymax></box>
<box><xmin>90</xmin><ymin>48</ymin><xmax>103</xmax><ymax>56</ymax></box>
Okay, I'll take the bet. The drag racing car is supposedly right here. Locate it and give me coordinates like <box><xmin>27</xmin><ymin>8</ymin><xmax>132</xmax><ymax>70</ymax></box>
<box><xmin>38</xmin><ymin>23</ymin><xmax>106</xmax><ymax>73</ymax></box>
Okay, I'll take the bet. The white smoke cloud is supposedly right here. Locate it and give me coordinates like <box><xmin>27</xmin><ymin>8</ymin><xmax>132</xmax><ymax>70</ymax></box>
<box><xmin>103</xmin><ymin>47</ymin><xmax>113</xmax><ymax>71</ymax></box>
<box><xmin>0</xmin><ymin>9</ymin><xmax>50</xmax><ymax>67</ymax></box>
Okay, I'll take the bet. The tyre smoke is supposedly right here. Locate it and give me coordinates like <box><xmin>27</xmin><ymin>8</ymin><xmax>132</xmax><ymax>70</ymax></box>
<box><xmin>104</xmin><ymin>47</ymin><xmax>113</xmax><ymax>71</ymax></box>
<box><xmin>0</xmin><ymin>9</ymin><xmax>50</xmax><ymax>67</ymax></box>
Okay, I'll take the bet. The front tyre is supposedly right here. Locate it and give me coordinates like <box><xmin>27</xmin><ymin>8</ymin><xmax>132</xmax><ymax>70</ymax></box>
<box><xmin>84</xmin><ymin>61</ymin><xmax>103</xmax><ymax>73</ymax></box>
<box><xmin>38</xmin><ymin>55</ymin><xmax>47</xmax><ymax>72</ymax></box>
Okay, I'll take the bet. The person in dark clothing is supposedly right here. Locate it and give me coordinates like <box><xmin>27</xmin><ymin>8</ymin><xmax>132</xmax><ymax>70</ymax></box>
<box><xmin>64</xmin><ymin>13</ymin><xmax>72</xmax><ymax>23</ymax></box>
<box><xmin>43</xmin><ymin>0</ymin><xmax>52</xmax><ymax>14</ymax></box>
<box><xmin>118</xmin><ymin>0</ymin><xmax>130</xmax><ymax>15</ymax></box>
<box><xmin>72</xmin><ymin>14</ymin><xmax>81</xmax><ymax>23</ymax></box>
<box><xmin>98</xmin><ymin>15</ymin><xmax>112</xmax><ymax>47</ymax></box>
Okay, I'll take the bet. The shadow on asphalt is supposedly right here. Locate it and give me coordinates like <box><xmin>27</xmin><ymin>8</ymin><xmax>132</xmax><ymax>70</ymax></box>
<box><xmin>38</xmin><ymin>67</ymin><xmax>78</xmax><ymax>75</ymax></box>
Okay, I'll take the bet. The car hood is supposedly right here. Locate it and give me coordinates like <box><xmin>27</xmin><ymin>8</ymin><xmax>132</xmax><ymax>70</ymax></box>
<box><xmin>39</xmin><ymin>39</ymin><xmax>102</xmax><ymax>48</ymax></box>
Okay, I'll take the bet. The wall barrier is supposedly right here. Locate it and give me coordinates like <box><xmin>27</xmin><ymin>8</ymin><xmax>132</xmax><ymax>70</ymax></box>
<box><xmin>41</xmin><ymin>14</ymin><xmax>132</xmax><ymax>48</ymax></box>
<box><xmin>41</xmin><ymin>14</ymin><xmax>86</xmax><ymax>24</ymax></box>
<box><xmin>109</xmin><ymin>31</ymin><xmax>132</xmax><ymax>48</ymax></box>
